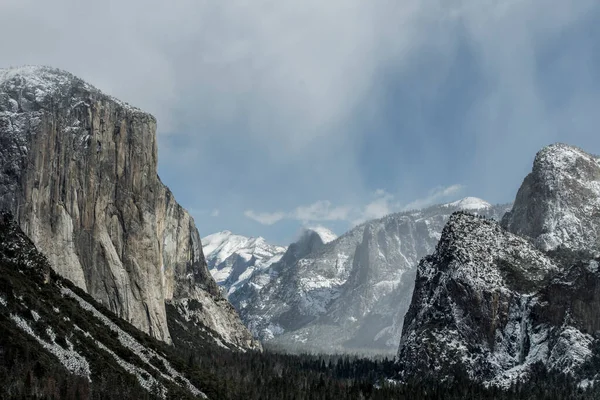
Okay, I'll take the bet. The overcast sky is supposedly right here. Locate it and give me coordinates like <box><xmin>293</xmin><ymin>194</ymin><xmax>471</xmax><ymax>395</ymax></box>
<box><xmin>2</xmin><ymin>0</ymin><xmax>600</xmax><ymax>244</ymax></box>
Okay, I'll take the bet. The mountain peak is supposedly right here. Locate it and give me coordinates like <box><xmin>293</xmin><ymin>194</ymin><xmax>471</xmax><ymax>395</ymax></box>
<box><xmin>502</xmin><ymin>142</ymin><xmax>600</xmax><ymax>252</ymax></box>
<box><xmin>0</xmin><ymin>65</ymin><xmax>144</xmax><ymax>115</ymax></box>
<box><xmin>1</xmin><ymin>65</ymin><xmax>90</xmax><ymax>97</ymax></box>
<box><xmin>534</xmin><ymin>143</ymin><xmax>599</xmax><ymax>176</ymax></box>
<box><xmin>0</xmin><ymin>65</ymin><xmax>257</xmax><ymax>350</ymax></box>
<box><xmin>304</xmin><ymin>226</ymin><xmax>337</xmax><ymax>244</ymax></box>
<box><xmin>202</xmin><ymin>231</ymin><xmax>281</xmax><ymax>265</ymax></box>
<box><xmin>202</xmin><ymin>231</ymin><xmax>286</xmax><ymax>292</ymax></box>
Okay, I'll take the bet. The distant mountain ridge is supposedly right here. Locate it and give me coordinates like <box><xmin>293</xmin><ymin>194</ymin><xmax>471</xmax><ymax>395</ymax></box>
<box><xmin>213</xmin><ymin>198</ymin><xmax>510</xmax><ymax>354</ymax></box>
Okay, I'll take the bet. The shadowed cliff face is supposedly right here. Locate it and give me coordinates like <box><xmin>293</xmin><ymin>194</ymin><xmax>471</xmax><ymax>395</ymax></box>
<box><xmin>0</xmin><ymin>66</ymin><xmax>259</xmax><ymax>349</ymax></box>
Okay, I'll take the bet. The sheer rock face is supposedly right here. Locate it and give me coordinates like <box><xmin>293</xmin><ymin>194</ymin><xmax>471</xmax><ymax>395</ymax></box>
<box><xmin>0</xmin><ymin>66</ymin><xmax>259</xmax><ymax>349</ymax></box>
<box><xmin>501</xmin><ymin>143</ymin><xmax>600</xmax><ymax>252</ymax></box>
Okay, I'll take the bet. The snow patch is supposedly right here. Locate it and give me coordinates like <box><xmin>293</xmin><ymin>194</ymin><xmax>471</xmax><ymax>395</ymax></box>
<box><xmin>442</xmin><ymin>197</ymin><xmax>492</xmax><ymax>210</ymax></box>
<box><xmin>61</xmin><ymin>287</ymin><xmax>205</xmax><ymax>398</ymax></box>
<box><xmin>10</xmin><ymin>313</ymin><xmax>91</xmax><ymax>381</ymax></box>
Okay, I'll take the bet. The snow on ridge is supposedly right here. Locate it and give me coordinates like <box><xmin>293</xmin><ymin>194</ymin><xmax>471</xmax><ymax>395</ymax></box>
<box><xmin>0</xmin><ymin>65</ymin><xmax>143</xmax><ymax>114</ymax></box>
<box><xmin>72</xmin><ymin>325</ymin><xmax>167</xmax><ymax>398</ymax></box>
<box><xmin>442</xmin><ymin>197</ymin><xmax>492</xmax><ymax>210</ymax></box>
<box><xmin>61</xmin><ymin>287</ymin><xmax>206</xmax><ymax>398</ymax></box>
<box><xmin>95</xmin><ymin>337</ymin><xmax>167</xmax><ymax>398</ymax></box>
<box><xmin>203</xmin><ymin>230</ymin><xmax>286</xmax><ymax>265</ymax></box>
<box><xmin>306</xmin><ymin>226</ymin><xmax>337</xmax><ymax>244</ymax></box>
<box><xmin>203</xmin><ymin>230</ymin><xmax>287</xmax><ymax>293</ymax></box>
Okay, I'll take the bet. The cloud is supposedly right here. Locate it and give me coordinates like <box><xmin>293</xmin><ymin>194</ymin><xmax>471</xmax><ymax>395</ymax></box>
<box><xmin>403</xmin><ymin>184</ymin><xmax>465</xmax><ymax>211</ymax></box>
<box><xmin>2</xmin><ymin>0</ymin><xmax>598</xmax><ymax>244</ymax></box>
<box><xmin>210</xmin><ymin>209</ymin><xmax>220</xmax><ymax>217</ymax></box>
<box><xmin>244</xmin><ymin>210</ymin><xmax>286</xmax><ymax>226</ymax></box>
<box><xmin>246</xmin><ymin>185</ymin><xmax>465</xmax><ymax>226</ymax></box>
<box><xmin>351</xmin><ymin>190</ymin><xmax>396</xmax><ymax>225</ymax></box>
<box><xmin>244</xmin><ymin>201</ymin><xmax>351</xmax><ymax>226</ymax></box>
<box><xmin>291</xmin><ymin>201</ymin><xmax>352</xmax><ymax>223</ymax></box>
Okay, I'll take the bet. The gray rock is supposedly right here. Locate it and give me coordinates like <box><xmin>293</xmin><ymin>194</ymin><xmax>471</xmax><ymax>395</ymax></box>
<box><xmin>398</xmin><ymin>143</ymin><xmax>600</xmax><ymax>385</ymax></box>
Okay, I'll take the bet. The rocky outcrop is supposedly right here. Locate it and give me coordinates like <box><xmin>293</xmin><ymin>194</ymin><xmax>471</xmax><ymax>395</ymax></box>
<box><xmin>397</xmin><ymin>213</ymin><xmax>565</xmax><ymax>384</ymax></box>
<box><xmin>502</xmin><ymin>143</ymin><xmax>600</xmax><ymax>252</ymax></box>
<box><xmin>0</xmin><ymin>66</ymin><xmax>259</xmax><ymax>350</ymax></box>
<box><xmin>0</xmin><ymin>213</ymin><xmax>208</xmax><ymax>399</ymax></box>
<box><xmin>398</xmin><ymin>144</ymin><xmax>600</xmax><ymax>385</ymax></box>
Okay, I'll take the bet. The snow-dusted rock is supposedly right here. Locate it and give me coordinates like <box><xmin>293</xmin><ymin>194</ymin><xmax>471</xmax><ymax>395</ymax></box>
<box><xmin>0</xmin><ymin>66</ymin><xmax>258</xmax><ymax>350</ymax></box>
<box><xmin>502</xmin><ymin>143</ymin><xmax>600</xmax><ymax>252</ymax></box>
<box><xmin>442</xmin><ymin>197</ymin><xmax>492</xmax><ymax>210</ymax></box>
<box><xmin>397</xmin><ymin>143</ymin><xmax>600</xmax><ymax>385</ymax></box>
<box><xmin>397</xmin><ymin>213</ymin><xmax>562</xmax><ymax>382</ymax></box>
<box><xmin>398</xmin><ymin>212</ymin><xmax>600</xmax><ymax>385</ymax></box>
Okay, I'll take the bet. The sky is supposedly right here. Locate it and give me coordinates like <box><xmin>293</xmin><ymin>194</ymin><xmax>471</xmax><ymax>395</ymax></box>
<box><xmin>2</xmin><ymin>0</ymin><xmax>600</xmax><ymax>245</ymax></box>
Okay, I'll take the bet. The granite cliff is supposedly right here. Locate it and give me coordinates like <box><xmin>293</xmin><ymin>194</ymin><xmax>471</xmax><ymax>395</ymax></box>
<box><xmin>0</xmin><ymin>66</ymin><xmax>258</xmax><ymax>350</ymax></box>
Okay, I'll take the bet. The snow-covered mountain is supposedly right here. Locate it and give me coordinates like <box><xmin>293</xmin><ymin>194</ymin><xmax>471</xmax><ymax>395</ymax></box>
<box><xmin>227</xmin><ymin>199</ymin><xmax>510</xmax><ymax>353</ymax></box>
<box><xmin>398</xmin><ymin>143</ymin><xmax>600</xmax><ymax>386</ymax></box>
<box><xmin>203</xmin><ymin>231</ymin><xmax>286</xmax><ymax>295</ymax></box>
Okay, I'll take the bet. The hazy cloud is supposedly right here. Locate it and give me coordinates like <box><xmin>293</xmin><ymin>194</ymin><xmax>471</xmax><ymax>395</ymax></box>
<box><xmin>246</xmin><ymin>185</ymin><xmax>465</xmax><ymax>227</ymax></box>
<box><xmin>403</xmin><ymin>185</ymin><xmax>466</xmax><ymax>211</ymax></box>
<box><xmin>245</xmin><ymin>201</ymin><xmax>352</xmax><ymax>226</ymax></box>
<box><xmin>2</xmin><ymin>0</ymin><xmax>599</xmax><ymax>243</ymax></box>
<box><xmin>351</xmin><ymin>190</ymin><xmax>396</xmax><ymax>225</ymax></box>
<box><xmin>244</xmin><ymin>210</ymin><xmax>286</xmax><ymax>226</ymax></box>
<box><xmin>291</xmin><ymin>201</ymin><xmax>353</xmax><ymax>223</ymax></box>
